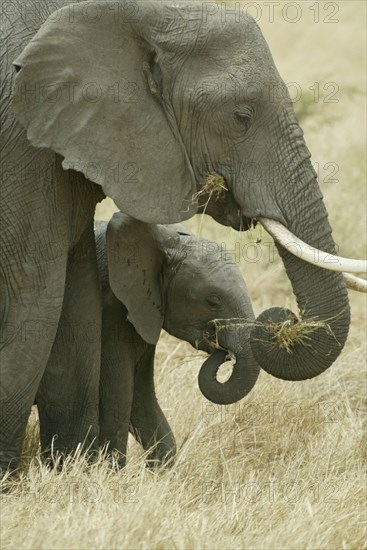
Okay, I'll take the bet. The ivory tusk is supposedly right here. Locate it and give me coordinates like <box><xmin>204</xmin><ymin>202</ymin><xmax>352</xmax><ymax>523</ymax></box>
<box><xmin>259</xmin><ymin>217</ymin><xmax>367</xmax><ymax>274</ymax></box>
<box><xmin>343</xmin><ymin>273</ymin><xmax>367</xmax><ymax>293</ymax></box>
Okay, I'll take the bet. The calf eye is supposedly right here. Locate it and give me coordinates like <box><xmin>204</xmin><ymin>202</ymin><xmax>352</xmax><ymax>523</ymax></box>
<box><xmin>206</xmin><ymin>295</ymin><xmax>222</xmax><ymax>309</ymax></box>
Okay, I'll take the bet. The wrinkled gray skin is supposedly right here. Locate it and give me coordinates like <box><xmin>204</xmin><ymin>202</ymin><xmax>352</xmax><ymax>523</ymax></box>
<box><xmin>1</xmin><ymin>1</ymin><xmax>350</xmax><ymax>471</ymax></box>
<box><xmin>95</xmin><ymin>213</ymin><xmax>258</xmax><ymax>467</ymax></box>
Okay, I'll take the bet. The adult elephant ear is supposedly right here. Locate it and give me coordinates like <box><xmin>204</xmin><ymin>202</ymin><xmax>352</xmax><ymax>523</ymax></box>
<box><xmin>106</xmin><ymin>212</ymin><xmax>178</xmax><ymax>345</ymax></box>
<box><xmin>12</xmin><ymin>1</ymin><xmax>197</xmax><ymax>224</ymax></box>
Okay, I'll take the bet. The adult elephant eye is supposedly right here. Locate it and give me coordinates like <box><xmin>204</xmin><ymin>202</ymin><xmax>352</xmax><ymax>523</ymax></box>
<box><xmin>234</xmin><ymin>106</ymin><xmax>254</xmax><ymax>126</ymax></box>
<box><xmin>206</xmin><ymin>295</ymin><xmax>222</xmax><ymax>309</ymax></box>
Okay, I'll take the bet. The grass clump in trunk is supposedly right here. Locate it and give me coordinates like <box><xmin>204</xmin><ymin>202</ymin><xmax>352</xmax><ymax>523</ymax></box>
<box><xmin>266</xmin><ymin>316</ymin><xmax>334</xmax><ymax>353</ymax></box>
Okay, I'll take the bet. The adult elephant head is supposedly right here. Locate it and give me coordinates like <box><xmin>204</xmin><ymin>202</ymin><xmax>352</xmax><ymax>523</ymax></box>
<box><xmin>13</xmin><ymin>1</ymin><xmax>363</xmax><ymax>399</ymax></box>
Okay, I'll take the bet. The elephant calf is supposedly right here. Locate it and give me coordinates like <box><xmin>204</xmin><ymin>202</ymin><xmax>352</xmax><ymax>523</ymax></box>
<box><xmin>95</xmin><ymin>213</ymin><xmax>259</xmax><ymax>467</ymax></box>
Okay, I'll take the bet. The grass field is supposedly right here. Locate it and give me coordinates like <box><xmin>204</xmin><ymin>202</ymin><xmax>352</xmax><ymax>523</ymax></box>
<box><xmin>1</xmin><ymin>1</ymin><xmax>366</xmax><ymax>549</ymax></box>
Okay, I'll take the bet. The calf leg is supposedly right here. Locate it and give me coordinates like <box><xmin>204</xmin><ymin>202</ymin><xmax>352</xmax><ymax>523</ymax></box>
<box><xmin>130</xmin><ymin>348</ymin><xmax>176</xmax><ymax>467</ymax></box>
<box><xmin>99</xmin><ymin>299</ymin><xmax>137</xmax><ymax>467</ymax></box>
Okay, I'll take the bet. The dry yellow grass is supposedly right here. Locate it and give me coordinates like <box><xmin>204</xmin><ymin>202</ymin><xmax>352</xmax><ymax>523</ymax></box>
<box><xmin>2</xmin><ymin>1</ymin><xmax>366</xmax><ymax>549</ymax></box>
<box><xmin>191</xmin><ymin>172</ymin><xmax>228</xmax><ymax>211</ymax></box>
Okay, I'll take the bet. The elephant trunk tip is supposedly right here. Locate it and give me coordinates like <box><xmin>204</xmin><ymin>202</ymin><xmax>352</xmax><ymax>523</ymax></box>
<box><xmin>198</xmin><ymin>349</ymin><xmax>260</xmax><ymax>405</ymax></box>
<box><xmin>250</xmin><ymin>306</ymin><xmax>348</xmax><ymax>381</ymax></box>
<box><xmin>253</xmin><ymin>307</ymin><xmax>335</xmax><ymax>354</ymax></box>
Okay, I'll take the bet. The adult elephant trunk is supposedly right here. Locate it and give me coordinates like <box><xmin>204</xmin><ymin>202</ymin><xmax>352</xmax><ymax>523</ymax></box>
<box><xmin>198</xmin><ymin>322</ymin><xmax>260</xmax><ymax>405</ymax></box>
<box><xmin>250</xmin><ymin>164</ymin><xmax>350</xmax><ymax>381</ymax></box>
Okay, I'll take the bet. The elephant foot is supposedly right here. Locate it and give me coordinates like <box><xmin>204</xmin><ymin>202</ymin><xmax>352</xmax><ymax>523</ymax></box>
<box><xmin>0</xmin><ymin>469</ymin><xmax>18</xmax><ymax>492</ymax></box>
<box><xmin>145</xmin><ymin>439</ymin><xmax>177</xmax><ymax>470</ymax></box>
<box><xmin>40</xmin><ymin>446</ymin><xmax>100</xmax><ymax>472</ymax></box>
<box><xmin>116</xmin><ymin>455</ymin><xmax>127</xmax><ymax>469</ymax></box>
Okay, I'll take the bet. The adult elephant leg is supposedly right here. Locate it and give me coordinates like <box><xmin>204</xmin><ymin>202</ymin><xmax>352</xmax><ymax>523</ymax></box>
<box><xmin>0</xmin><ymin>252</ymin><xmax>68</xmax><ymax>472</ymax></box>
<box><xmin>130</xmin><ymin>348</ymin><xmax>176</xmax><ymax>467</ymax></box>
<box><xmin>99</xmin><ymin>300</ymin><xmax>136</xmax><ymax>469</ymax></box>
<box><xmin>37</xmin><ymin>222</ymin><xmax>101</xmax><ymax>458</ymax></box>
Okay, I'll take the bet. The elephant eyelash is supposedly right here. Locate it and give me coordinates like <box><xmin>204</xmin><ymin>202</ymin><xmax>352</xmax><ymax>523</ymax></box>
<box><xmin>206</xmin><ymin>295</ymin><xmax>222</xmax><ymax>309</ymax></box>
<box><xmin>234</xmin><ymin>106</ymin><xmax>254</xmax><ymax>124</ymax></box>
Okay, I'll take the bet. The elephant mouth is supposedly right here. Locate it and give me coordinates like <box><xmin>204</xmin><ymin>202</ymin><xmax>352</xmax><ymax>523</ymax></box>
<box><xmin>168</xmin><ymin>324</ymin><xmax>224</xmax><ymax>355</ymax></box>
<box><xmin>196</xmin><ymin>171</ymin><xmax>255</xmax><ymax>232</ymax></box>
<box><xmin>196</xmin><ymin>335</ymin><xmax>224</xmax><ymax>355</ymax></box>
<box><xmin>197</xmin><ymin>325</ymin><xmax>233</xmax><ymax>355</ymax></box>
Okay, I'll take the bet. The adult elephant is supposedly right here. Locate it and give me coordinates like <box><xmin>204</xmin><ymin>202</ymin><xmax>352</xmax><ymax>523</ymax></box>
<box><xmin>1</xmin><ymin>0</ymin><xmax>365</xmax><ymax>471</ymax></box>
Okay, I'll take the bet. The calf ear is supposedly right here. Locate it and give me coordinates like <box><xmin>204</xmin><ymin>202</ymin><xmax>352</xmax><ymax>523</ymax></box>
<box><xmin>106</xmin><ymin>213</ymin><xmax>167</xmax><ymax>344</ymax></box>
<box><xmin>12</xmin><ymin>1</ymin><xmax>197</xmax><ymax>223</ymax></box>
